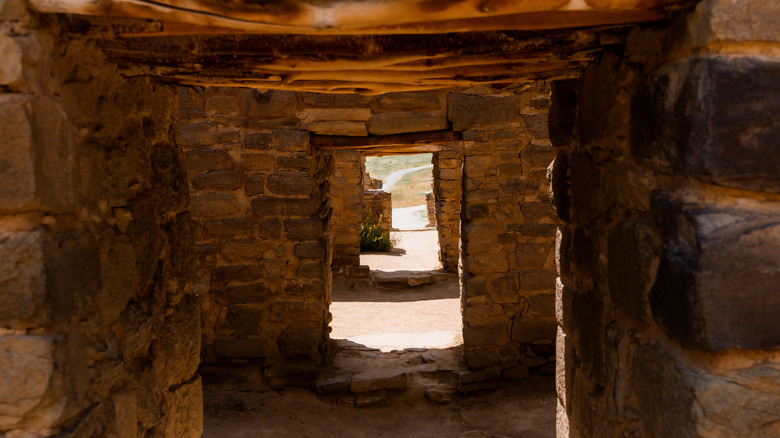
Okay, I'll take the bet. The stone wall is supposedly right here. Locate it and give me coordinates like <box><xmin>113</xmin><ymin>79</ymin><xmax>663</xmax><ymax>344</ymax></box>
<box><xmin>454</xmin><ymin>86</ymin><xmax>559</xmax><ymax>375</ymax></box>
<box><xmin>329</xmin><ymin>150</ymin><xmax>362</xmax><ymax>270</ymax></box>
<box><xmin>178</xmin><ymin>87</ymin><xmax>330</xmax><ymax>385</ymax></box>
<box><xmin>550</xmin><ymin>1</ymin><xmax>780</xmax><ymax>436</ymax></box>
<box><xmin>0</xmin><ymin>5</ymin><xmax>200</xmax><ymax>437</ymax></box>
<box><xmin>425</xmin><ymin>192</ymin><xmax>436</xmax><ymax>228</ymax></box>
<box><xmin>432</xmin><ymin>150</ymin><xmax>463</xmax><ymax>272</ymax></box>
<box><xmin>362</xmin><ymin>190</ymin><xmax>393</xmax><ymax>233</ymax></box>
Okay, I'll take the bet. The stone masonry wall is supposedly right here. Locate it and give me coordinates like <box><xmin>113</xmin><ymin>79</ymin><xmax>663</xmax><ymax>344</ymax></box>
<box><xmin>329</xmin><ymin>150</ymin><xmax>362</xmax><ymax>271</ymax></box>
<box><xmin>0</xmin><ymin>5</ymin><xmax>200</xmax><ymax>437</ymax></box>
<box><xmin>453</xmin><ymin>85</ymin><xmax>559</xmax><ymax>377</ymax></box>
<box><xmin>432</xmin><ymin>150</ymin><xmax>463</xmax><ymax>272</ymax></box>
<box><xmin>362</xmin><ymin>189</ymin><xmax>393</xmax><ymax>233</ymax></box>
<box><xmin>550</xmin><ymin>1</ymin><xmax>780</xmax><ymax>436</ymax></box>
<box><xmin>178</xmin><ymin>87</ymin><xmax>330</xmax><ymax>385</ymax></box>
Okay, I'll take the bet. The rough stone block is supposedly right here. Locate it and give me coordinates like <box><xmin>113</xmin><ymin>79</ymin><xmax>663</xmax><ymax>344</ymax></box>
<box><xmin>203</xmin><ymin>218</ymin><xmax>252</xmax><ymax>237</ymax></box>
<box><xmin>205</xmin><ymin>95</ymin><xmax>238</xmax><ymax>114</ymax></box>
<box><xmin>252</xmin><ymin>197</ymin><xmax>315</xmax><ymax>217</ymax></box>
<box><xmin>242</xmin><ymin>89</ymin><xmax>297</xmax><ymax>118</ymax></box>
<box><xmin>511</xmin><ymin>317</ymin><xmax>556</xmax><ymax>343</ymax></box>
<box><xmin>687</xmin><ymin>0</ymin><xmax>780</xmax><ymax>44</ymax></box>
<box><xmin>276</xmin><ymin>157</ymin><xmax>310</xmax><ymax>171</ymax></box>
<box><xmin>0</xmin><ymin>335</ymin><xmax>56</xmax><ymax>430</ymax></box>
<box><xmin>284</xmin><ymin>218</ymin><xmax>324</xmax><ymax>240</ymax></box>
<box><xmin>211</xmin><ymin>265</ymin><xmax>262</xmax><ymax>287</ymax></box>
<box><xmin>216</xmin><ymin>305</ymin><xmax>266</xmax><ymax>338</ymax></box>
<box><xmin>372</xmin><ymin>93</ymin><xmax>441</xmax><ymax>112</ymax></box>
<box><xmin>520</xmin><ymin>202</ymin><xmax>558</xmax><ymax>223</ymax></box>
<box><xmin>650</xmin><ymin>194</ymin><xmax>780</xmax><ymax>350</ymax></box>
<box><xmin>296</xmin><ymin>262</ymin><xmax>322</xmax><ymax>278</ymax></box>
<box><xmin>272</xmin><ymin>129</ymin><xmax>309</xmax><ymax>152</ymax></box>
<box><xmin>448</xmin><ymin>93</ymin><xmax>519</xmax><ymax>131</ymax></box>
<box><xmin>189</xmin><ymin>193</ymin><xmax>241</xmax><ymax>218</ymax></box>
<box><xmin>464</xmin><ymin>324</ymin><xmax>508</xmax><ymax>347</ymax></box>
<box><xmin>244</xmin><ymin>132</ymin><xmax>272</xmax><ymax>150</ymax></box>
<box><xmin>523</xmin><ymin>113</ymin><xmax>549</xmax><ymax>139</ymax></box>
<box><xmin>245</xmin><ymin>173</ymin><xmax>264</xmax><ymax>196</ymax></box>
<box><xmin>516</xmin><ymin>243</ymin><xmax>551</xmax><ymax>270</ymax></box>
<box><xmin>184</xmin><ymin>149</ymin><xmax>233</xmax><ymax>174</ymax></box>
<box><xmin>463</xmin><ymin>348</ymin><xmax>501</xmax><ymax>369</ymax></box>
<box><xmin>367</xmin><ymin>111</ymin><xmax>447</xmax><ymax>135</ymax></box>
<box><xmin>632</xmin><ymin>56</ymin><xmax>780</xmax><ymax>191</ymax></box>
<box><xmin>0</xmin><ymin>35</ymin><xmax>22</xmax><ymax>86</ymax></box>
<box><xmin>350</xmin><ymin>368</ymin><xmax>408</xmax><ymax>393</ymax></box>
<box><xmin>270</xmin><ymin>301</ymin><xmax>322</xmax><ymax>322</ymax></box>
<box><xmin>607</xmin><ymin>217</ymin><xmax>660</xmax><ymax>322</ymax></box>
<box><xmin>632</xmin><ymin>342</ymin><xmax>780</xmax><ymax>438</ymax></box>
<box><xmin>277</xmin><ymin>327</ymin><xmax>322</xmax><ymax>356</ymax></box>
<box><xmin>0</xmin><ymin>94</ymin><xmax>34</xmax><ymax>210</ymax></box>
<box><xmin>306</xmin><ymin>121</ymin><xmax>367</xmax><ymax>136</ymax></box>
<box><xmin>221</xmin><ymin>238</ymin><xmax>266</xmax><ymax>261</ymax></box>
<box><xmin>0</xmin><ymin>231</ymin><xmax>45</xmax><ymax>327</ymax></box>
<box><xmin>519</xmin><ymin>270</ymin><xmax>556</xmax><ymax>291</ymax></box>
<box><xmin>294</xmin><ymin>242</ymin><xmax>325</xmax><ymax>260</ymax></box>
<box><xmin>266</xmin><ymin>172</ymin><xmax>312</xmax><ymax>195</ymax></box>
<box><xmin>240</xmin><ymin>153</ymin><xmax>275</xmax><ymax>171</ymax></box>
<box><xmin>191</xmin><ymin>170</ymin><xmax>241</xmax><ymax>190</ymax></box>
<box><xmin>212</xmin><ymin>283</ymin><xmax>270</xmax><ymax>304</ymax></box>
<box><xmin>152</xmin><ymin>295</ymin><xmax>200</xmax><ymax>389</ymax></box>
<box><xmin>213</xmin><ymin>339</ymin><xmax>267</xmax><ymax>358</ymax></box>
<box><xmin>301</xmin><ymin>92</ymin><xmax>370</xmax><ymax>108</ymax></box>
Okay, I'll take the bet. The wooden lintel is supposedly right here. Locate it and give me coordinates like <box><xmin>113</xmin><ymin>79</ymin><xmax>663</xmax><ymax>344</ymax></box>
<box><xmin>311</xmin><ymin>130</ymin><xmax>462</xmax><ymax>152</ymax></box>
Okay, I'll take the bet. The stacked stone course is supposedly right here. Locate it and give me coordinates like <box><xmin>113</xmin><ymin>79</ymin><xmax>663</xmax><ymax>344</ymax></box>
<box><xmin>550</xmin><ymin>1</ymin><xmax>780</xmax><ymax>436</ymax></box>
<box><xmin>452</xmin><ymin>86</ymin><xmax>559</xmax><ymax>376</ymax></box>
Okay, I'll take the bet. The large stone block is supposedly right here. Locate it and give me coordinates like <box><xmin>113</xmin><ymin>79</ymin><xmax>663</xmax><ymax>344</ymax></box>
<box><xmin>687</xmin><ymin>0</ymin><xmax>780</xmax><ymax>44</ymax></box>
<box><xmin>371</xmin><ymin>93</ymin><xmax>441</xmax><ymax>112</ymax></box>
<box><xmin>0</xmin><ymin>231</ymin><xmax>45</xmax><ymax>327</ymax></box>
<box><xmin>242</xmin><ymin>89</ymin><xmax>297</xmax><ymax>118</ymax></box>
<box><xmin>367</xmin><ymin>111</ymin><xmax>447</xmax><ymax>135</ymax></box>
<box><xmin>184</xmin><ymin>149</ymin><xmax>233</xmax><ymax>175</ymax></box>
<box><xmin>212</xmin><ymin>283</ymin><xmax>270</xmax><ymax>304</ymax></box>
<box><xmin>0</xmin><ymin>335</ymin><xmax>56</xmax><ymax>430</ymax></box>
<box><xmin>650</xmin><ymin>194</ymin><xmax>780</xmax><ymax>350</ymax></box>
<box><xmin>211</xmin><ymin>265</ymin><xmax>262</xmax><ymax>287</ymax></box>
<box><xmin>463</xmin><ymin>324</ymin><xmax>508</xmax><ymax>347</ymax></box>
<box><xmin>0</xmin><ymin>35</ymin><xmax>22</xmax><ymax>86</ymax></box>
<box><xmin>511</xmin><ymin>317</ymin><xmax>556</xmax><ymax>343</ymax></box>
<box><xmin>252</xmin><ymin>197</ymin><xmax>315</xmax><ymax>217</ymax></box>
<box><xmin>266</xmin><ymin>172</ymin><xmax>313</xmax><ymax>195</ymax></box>
<box><xmin>152</xmin><ymin>295</ymin><xmax>200</xmax><ymax>390</ymax></box>
<box><xmin>189</xmin><ymin>193</ymin><xmax>241</xmax><ymax>218</ymax></box>
<box><xmin>215</xmin><ymin>305</ymin><xmax>266</xmax><ymax>338</ymax></box>
<box><xmin>162</xmin><ymin>377</ymin><xmax>203</xmax><ymax>438</ymax></box>
<box><xmin>270</xmin><ymin>301</ymin><xmax>322</xmax><ymax>323</ymax></box>
<box><xmin>0</xmin><ymin>94</ymin><xmax>34</xmax><ymax>210</ymax></box>
<box><xmin>448</xmin><ymin>93</ymin><xmax>520</xmax><ymax>131</ymax></box>
<box><xmin>632</xmin><ymin>56</ymin><xmax>780</xmax><ymax>191</ymax></box>
<box><xmin>632</xmin><ymin>342</ymin><xmax>780</xmax><ymax>438</ymax></box>
<box><xmin>277</xmin><ymin>327</ymin><xmax>322</xmax><ymax>356</ymax></box>
<box><xmin>284</xmin><ymin>218</ymin><xmax>324</xmax><ymax>240</ymax></box>
<box><xmin>191</xmin><ymin>170</ymin><xmax>241</xmax><ymax>191</ymax></box>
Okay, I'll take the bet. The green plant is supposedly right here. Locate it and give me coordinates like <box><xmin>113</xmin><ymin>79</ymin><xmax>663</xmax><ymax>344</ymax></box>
<box><xmin>359</xmin><ymin>215</ymin><xmax>394</xmax><ymax>252</ymax></box>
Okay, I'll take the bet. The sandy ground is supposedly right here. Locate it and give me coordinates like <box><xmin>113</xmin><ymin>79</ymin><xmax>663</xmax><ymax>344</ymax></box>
<box><xmin>203</xmin><ymin>231</ymin><xmax>557</xmax><ymax>438</ymax></box>
<box><xmin>392</xmin><ymin>205</ymin><xmax>430</xmax><ymax>230</ymax></box>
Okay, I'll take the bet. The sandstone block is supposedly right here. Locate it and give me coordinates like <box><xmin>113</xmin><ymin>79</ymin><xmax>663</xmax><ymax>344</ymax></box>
<box><xmin>301</xmin><ymin>92</ymin><xmax>370</xmax><ymax>108</ymax></box>
<box><xmin>284</xmin><ymin>218</ymin><xmax>324</xmax><ymax>240</ymax></box>
<box><xmin>0</xmin><ymin>335</ymin><xmax>55</xmax><ymax>430</ymax></box>
<box><xmin>687</xmin><ymin>0</ymin><xmax>780</xmax><ymax>44</ymax></box>
<box><xmin>425</xmin><ymin>386</ymin><xmax>455</xmax><ymax>403</ymax></box>
<box><xmin>368</xmin><ymin>111</ymin><xmax>447</xmax><ymax>135</ymax></box>
<box><xmin>306</xmin><ymin>121</ymin><xmax>368</xmax><ymax>136</ymax></box>
<box><xmin>463</xmin><ymin>324</ymin><xmax>508</xmax><ymax>347</ymax></box>
<box><xmin>184</xmin><ymin>149</ymin><xmax>233</xmax><ymax>174</ymax></box>
<box><xmin>211</xmin><ymin>265</ymin><xmax>262</xmax><ymax>287</ymax></box>
<box><xmin>266</xmin><ymin>172</ymin><xmax>312</xmax><ymax>195</ymax></box>
<box><xmin>212</xmin><ymin>282</ymin><xmax>270</xmax><ymax>304</ymax></box>
<box><xmin>448</xmin><ymin>93</ymin><xmax>520</xmax><ymax>131</ymax></box>
<box><xmin>516</xmin><ymin>243</ymin><xmax>552</xmax><ymax>270</ymax></box>
<box><xmin>632</xmin><ymin>342</ymin><xmax>780</xmax><ymax>438</ymax></box>
<box><xmin>216</xmin><ymin>305</ymin><xmax>266</xmax><ymax>338</ymax></box>
<box><xmin>372</xmin><ymin>93</ymin><xmax>442</xmax><ymax>112</ymax></box>
<box><xmin>296</xmin><ymin>262</ymin><xmax>322</xmax><ymax>278</ymax></box>
<box><xmin>270</xmin><ymin>301</ymin><xmax>322</xmax><ymax>323</ymax></box>
<box><xmin>300</xmin><ymin>107</ymin><xmax>372</xmax><ymax>122</ymax></box>
<box><xmin>294</xmin><ymin>242</ymin><xmax>325</xmax><ymax>260</ymax></box>
<box><xmin>607</xmin><ymin>217</ymin><xmax>660</xmax><ymax>322</ymax></box>
<box><xmin>0</xmin><ymin>230</ymin><xmax>45</xmax><ymax>327</ymax></box>
<box><xmin>277</xmin><ymin>327</ymin><xmax>322</xmax><ymax>356</ymax></box>
<box><xmin>0</xmin><ymin>94</ymin><xmax>34</xmax><ymax>210</ymax></box>
<box><xmin>244</xmin><ymin>132</ymin><xmax>272</xmax><ymax>150</ymax></box>
<box><xmin>0</xmin><ymin>35</ymin><xmax>22</xmax><ymax>86</ymax></box>
<box><xmin>463</xmin><ymin>348</ymin><xmax>501</xmax><ymax>369</ymax></box>
<box><xmin>205</xmin><ymin>95</ymin><xmax>238</xmax><ymax>114</ymax></box>
<box><xmin>316</xmin><ymin>375</ymin><xmax>351</xmax><ymax>395</ymax></box>
<box><xmin>511</xmin><ymin>317</ymin><xmax>556</xmax><ymax>344</ymax></box>
<box><xmin>258</xmin><ymin>218</ymin><xmax>282</xmax><ymax>238</ymax></box>
<box><xmin>245</xmin><ymin>173</ymin><xmax>264</xmax><ymax>196</ymax></box>
<box><xmin>650</xmin><ymin>194</ymin><xmax>780</xmax><ymax>350</ymax></box>
<box><xmin>189</xmin><ymin>193</ymin><xmax>241</xmax><ymax>218</ymax></box>
<box><xmin>523</xmin><ymin>113</ymin><xmax>549</xmax><ymax>139</ymax></box>
<box><xmin>276</xmin><ymin>157</ymin><xmax>310</xmax><ymax>171</ymax></box>
<box><xmin>191</xmin><ymin>170</ymin><xmax>241</xmax><ymax>191</ymax></box>
<box><xmin>221</xmin><ymin>238</ymin><xmax>266</xmax><ymax>261</ymax></box>
<box><xmin>350</xmin><ymin>368</ymin><xmax>408</xmax><ymax>393</ymax></box>
<box><xmin>632</xmin><ymin>56</ymin><xmax>780</xmax><ymax>191</ymax></box>
<box><xmin>252</xmin><ymin>197</ymin><xmax>315</xmax><ymax>217</ymax></box>
<box><xmin>204</xmin><ymin>218</ymin><xmax>252</xmax><ymax>237</ymax></box>
<box><xmin>242</xmin><ymin>89</ymin><xmax>297</xmax><ymax>118</ymax></box>
<box><xmin>213</xmin><ymin>339</ymin><xmax>267</xmax><ymax>358</ymax></box>
<box><xmin>240</xmin><ymin>153</ymin><xmax>275</xmax><ymax>171</ymax></box>
<box><xmin>271</xmin><ymin>129</ymin><xmax>309</xmax><ymax>152</ymax></box>
<box><xmin>152</xmin><ymin>295</ymin><xmax>200</xmax><ymax>390</ymax></box>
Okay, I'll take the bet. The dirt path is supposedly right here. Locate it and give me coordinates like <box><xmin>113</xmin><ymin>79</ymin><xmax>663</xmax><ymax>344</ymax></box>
<box><xmin>382</xmin><ymin>164</ymin><xmax>433</xmax><ymax>190</ymax></box>
<box><xmin>360</xmin><ymin>230</ymin><xmax>441</xmax><ymax>271</ymax></box>
<box><xmin>392</xmin><ymin>204</ymin><xmax>429</xmax><ymax>230</ymax></box>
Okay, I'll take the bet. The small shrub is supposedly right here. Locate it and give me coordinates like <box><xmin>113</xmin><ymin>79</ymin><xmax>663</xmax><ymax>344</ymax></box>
<box><xmin>360</xmin><ymin>215</ymin><xmax>394</xmax><ymax>252</ymax></box>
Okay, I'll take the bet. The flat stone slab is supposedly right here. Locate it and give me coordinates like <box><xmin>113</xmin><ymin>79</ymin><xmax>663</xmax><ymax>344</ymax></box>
<box><xmin>350</xmin><ymin>368</ymin><xmax>409</xmax><ymax>393</ymax></box>
<box><xmin>370</xmin><ymin>270</ymin><xmax>434</xmax><ymax>287</ymax></box>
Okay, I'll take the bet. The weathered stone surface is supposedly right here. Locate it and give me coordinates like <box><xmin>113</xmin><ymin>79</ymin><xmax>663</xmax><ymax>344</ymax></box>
<box><xmin>294</xmin><ymin>242</ymin><xmax>324</xmax><ymax>260</ymax></box>
<box><xmin>162</xmin><ymin>377</ymin><xmax>203</xmax><ymax>438</ymax></box>
<box><xmin>271</xmin><ymin>129</ymin><xmax>309</xmax><ymax>152</ymax></box>
<box><xmin>203</xmin><ymin>218</ymin><xmax>252</xmax><ymax>237</ymax></box>
<box><xmin>632</xmin><ymin>56</ymin><xmax>780</xmax><ymax>191</ymax></box>
<box><xmin>244</xmin><ymin>132</ymin><xmax>272</xmax><ymax>150</ymax></box>
<box><xmin>464</xmin><ymin>324</ymin><xmax>507</xmax><ymax>346</ymax></box>
<box><xmin>266</xmin><ymin>172</ymin><xmax>312</xmax><ymax>195</ymax></box>
<box><xmin>316</xmin><ymin>375</ymin><xmax>351</xmax><ymax>395</ymax></box>
<box><xmin>368</xmin><ymin>111</ymin><xmax>447</xmax><ymax>135</ymax></box>
<box><xmin>152</xmin><ymin>296</ymin><xmax>200</xmax><ymax>390</ymax></box>
<box><xmin>276</xmin><ymin>327</ymin><xmax>322</xmax><ymax>356</ymax></box>
<box><xmin>284</xmin><ymin>218</ymin><xmax>324</xmax><ymax>240</ymax></box>
<box><xmin>301</xmin><ymin>93</ymin><xmax>370</xmax><ymax>108</ymax></box>
<box><xmin>0</xmin><ymin>36</ymin><xmax>22</xmax><ymax>86</ymax></box>
<box><xmin>213</xmin><ymin>339</ymin><xmax>268</xmax><ymax>359</ymax></box>
<box><xmin>185</xmin><ymin>149</ymin><xmax>233</xmax><ymax>174</ymax></box>
<box><xmin>243</xmin><ymin>89</ymin><xmax>297</xmax><ymax>118</ymax></box>
<box><xmin>189</xmin><ymin>193</ymin><xmax>241</xmax><ymax>218</ymax></box>
<box><xmin>191</xmin><ymin>170</ymin><xmax>241</xmax><ymax>190</ymax></box>
<box><xmin>0</xmin><ymin>94</ymin><xmax>34</xmax><ymax>209</ymax></box>
<box><xmin>211</xmin><ymin>265</ymin><xmax>262</xmax><ymax>287</ymax></box>
<box><xmin>216</xmin><ymin>305</ymin><xmax>266</xmax><ymax>338</ymax></box>
<box><xmin>252</xmin><ymin>197</ymin><xmax>315</xmax><ymax>217</ymax></box>
<box><xmin>608</xmin><ymin>217</ymin><xmax>660</xmax><ymax>321</ymax></box>
<box><xmin>511</xmin><ymin>317</ymin><xmax>556</xmax><ymax>343</ymax></box>
<box><xmin>515</xmin><ymin>243</ymin><xmax>551</xmax><ymax>270</ymax></box>
<box><xmin>0</xmin><ymin>335</ymin><xmax>55</xmax><ymax>429</ymax></box>
<box><xmin>306</xmin><ymin>120</ymin><xmax>367</xmax><ymax>136</ymax></box>
<box><xmin>0</xmin><ymin>231</ymin><xmax>44</xmax><ymax>327</ymax></box>
<box><xmin>300</xmin><ymin>108</ymin><xmax>371</xmax><ymax>123</ymax></box>
<box><xmin>425</xmin><ymin>386</ymin><xmax>455</xmax><ymax>403</ymax></box>
<box><xmin>448</xmin><ymin>93</ymin><xmax>519</xmax><ymax>131</ymax></box>
<box><xmin>650</xmin><ymin>195</ymin><xmax>780</xmax><ymax>350</ymax></box>
<box><xmin>205</xmin><ymin>95</ymin><xmax>238</xmax><ymax>114</ymax></box>
<box><xmin>350</xmin><ymin>368</ymin><xmax>408</xmax><ymax>393</ymax></box>
<box><xmin>270</xmin><ymin>301</ymin><xmax>322</xmax><ymax>322</ymax></box>
<box><xmin>372</xmin><ymin>93</ymin><xmax>442</xmax><ymax>112</ymax></box>
<box><xmin>688</xmin><ymin>0</ymin><xmax>780</xmax><ymax>44</ymax></box>
<box><xmin>212</xmin><ymin>283</ymin><xmax>270</xmax><ymax>304</ymax></box>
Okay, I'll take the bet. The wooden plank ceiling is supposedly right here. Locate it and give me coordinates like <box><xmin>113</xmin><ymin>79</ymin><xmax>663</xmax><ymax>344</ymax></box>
<box><xmin>33</xmin><ymin>0</ymin><xmax>697</xmax><ymax>94</ymax></box>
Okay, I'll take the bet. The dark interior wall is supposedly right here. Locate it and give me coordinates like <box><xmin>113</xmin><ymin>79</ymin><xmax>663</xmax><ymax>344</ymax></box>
<box><xmin>551</xmin><ymin>1</ymin><xmax>780</xmax><ymax>436</ymax></box>
<box><xmin>0</xmin><ymin>4</ymin><xmax>200</xmax><ymax>437</ymax></box>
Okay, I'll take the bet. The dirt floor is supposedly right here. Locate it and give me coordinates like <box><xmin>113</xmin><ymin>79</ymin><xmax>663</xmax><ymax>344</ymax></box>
<box><xmin>203</xmin><ymin>231</ymin><xmax>557</xmax><ymax>438</ymax></box>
